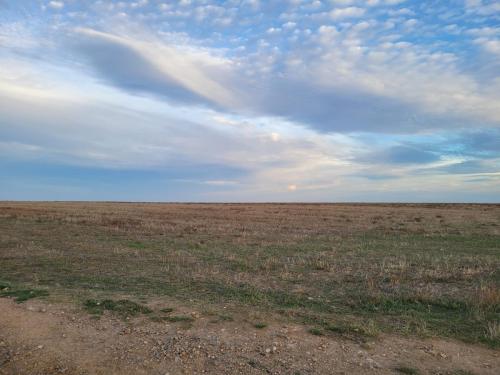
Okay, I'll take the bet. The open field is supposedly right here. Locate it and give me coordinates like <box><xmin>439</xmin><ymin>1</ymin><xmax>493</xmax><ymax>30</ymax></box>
<box><xmin>1</xmin><ymin>202</ymin><xmax>499</xmax><ymax>374</ymax></box>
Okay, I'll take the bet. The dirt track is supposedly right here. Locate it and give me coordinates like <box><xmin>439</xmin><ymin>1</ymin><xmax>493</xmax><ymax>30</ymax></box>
<box><xmin>1</xmin><ymin>299</ymin><xmax>498</xmax><ymax>375</ymax></box>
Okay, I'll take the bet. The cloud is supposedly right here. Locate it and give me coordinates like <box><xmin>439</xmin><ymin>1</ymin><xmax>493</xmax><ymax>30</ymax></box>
<box><xmin>358</xmin><ymin>145</ymin><xmax>441</xmax><ymax>165</ymax></box>
<box><xmin>48</xmin><ymin>1</ymin><xmax>64</xmax><ymax>10</ymax></box>
<box><xmin>330</xmin><ymin>7</ymin><xmax>365</xmax><ymax>20</ymax></box>
<box><xmin>438</xmin><ymin>160</ymin><xmax>499</xmax><ymax>174</ymax></box>
<box><xmin>0</xmin><ymin>0</ymin><xmax>499</xmax><ymax>201</ymax></box>
<box><xmin>475</xmin><ymin>38</ymin><xmax>500</xmax><ymax>55</ymax></box>
<box><xmin>384</xmin><ymin>0</ymin><xmax>406</xmax><ymax>5</ymax></box>
<box><xmin>66</xmin><ymin>20</ymin><xmax>500</xmax><ymax>135</ymax></box>
<box><xmin>73</xmin><ymin>28</ymin><xmax>240</xmax><ymax>109</ymax></box>
<box><xmin>465</xmin><ymin>0</ymin><xmax>500</xmax><ymax>15</ymax></box>
<box><xmin>454</xmin><ymin>129</ymin><xmax>500</xmax><ymax>157</ymax></box>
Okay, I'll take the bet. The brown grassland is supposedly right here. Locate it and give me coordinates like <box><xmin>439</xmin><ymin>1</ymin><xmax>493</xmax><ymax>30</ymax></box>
<box><xmin>0</xmin><ymin>202</ymin><xmax>499</xmax><ymax>374</ymax></box>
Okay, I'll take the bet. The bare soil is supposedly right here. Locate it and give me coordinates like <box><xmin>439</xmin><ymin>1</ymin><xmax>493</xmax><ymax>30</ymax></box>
<box><xmin>1</xmin><ymin>298</ymin><xmax>499</xmax><ymax>375</ymax></box>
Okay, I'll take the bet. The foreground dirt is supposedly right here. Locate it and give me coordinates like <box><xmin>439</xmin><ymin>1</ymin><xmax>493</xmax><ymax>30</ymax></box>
<box><xmin>0</xmin><ymin>299</ymin><xmax>498</xmax><ymax>375</ymax></box>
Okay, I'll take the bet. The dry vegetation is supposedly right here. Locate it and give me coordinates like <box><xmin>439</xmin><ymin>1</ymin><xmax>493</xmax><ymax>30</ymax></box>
<box><xmin>0</xmin><ymin>202</ymin><xmax>499</xmax><ymax>348</ymax></box>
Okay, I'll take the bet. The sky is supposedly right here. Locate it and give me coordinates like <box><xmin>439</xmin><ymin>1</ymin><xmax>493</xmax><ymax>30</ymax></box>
<box><xmin>0</xmin><ymin>0</ymin><xmax>499</xmax><ymax>202</ymax></box>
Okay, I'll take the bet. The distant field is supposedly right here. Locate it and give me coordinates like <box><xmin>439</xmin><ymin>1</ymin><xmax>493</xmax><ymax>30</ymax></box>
<box><xmin>1</xmin><ymin>202</ymin><xmax>499</xmax><ymax>347</ymax></box>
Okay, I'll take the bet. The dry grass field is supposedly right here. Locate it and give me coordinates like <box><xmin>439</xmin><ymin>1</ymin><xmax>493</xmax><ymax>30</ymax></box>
<box><xmin>0</xmin><ymin>202</ymin><xmax>499</xmax><ymax>374</ymax></box>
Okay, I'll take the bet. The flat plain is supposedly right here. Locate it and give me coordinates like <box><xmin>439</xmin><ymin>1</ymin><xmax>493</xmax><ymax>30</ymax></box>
<box><xmin>0</xmin><ymin>202</ymin><xmax>499</xmax><ymax>374</ymax></box>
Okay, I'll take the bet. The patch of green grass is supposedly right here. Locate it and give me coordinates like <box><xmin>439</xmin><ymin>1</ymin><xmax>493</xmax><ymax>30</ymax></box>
<box><xmin>203</xmin><ymin>282</ymin><xmax>333</xmax><ymax>313</ymax></box>
<box><xmin>208</xmin><ymin>313</ymin><xmax>234</xmax><ymax>323</ymax></box>
<box><xmin>150</xmin><ymin>316</ymin><xmax>170</xmax><ymax>322</ymax></box>
<box><xmin>84</xmin><ymin>299</ymin><xmax>152</xmax><ymax>318</ymax></box>
<box><xmin>448</xmin><ymin>370</ymin><xmax>475</xmax><ymax>375</ymax></box>
<box><xmin>326</xmin><ymin>323</ymin><xmax>358</xmax><ymax>335</ymax></box>
<box><xmin>254</xmin><ymin>322</ymin><xmax>267</xmax><ymax>329</ymax></box>
<box><xmin>394</xmin><ymin>366</ymin><xmax>420</xmax><ymax>375</ymax></box>
<box><xmin>164</xmin><ymin>315</ymin><xmax>194</xmax><ymax>322</ymax></box>
<box><xmin>325</xmin><ymin>320</ymin><xmax>379</xmax><ymax>339</ymax></box>
<box><xmin>0</xmin><ymin>287</ymin><xmax>49</xmax><ymax>303</ymax></box>
<box><xmin>127</xmin><ymin>241</ymin><xmax>146</xmax><ymax>249</ymax></box>
<box><xmin>308</xmin><ymin>327</ymin><xmax>324</xmax><ymax>336</ymax></box>
<box><xmin>350</xmin><ymin>294</ymin><xmax>499</xmax><ymax>346</ymax></box>
<box><xmin>356</xmin><ymin>295</ymin><xmax>468</xmax><ymax>314</ymax></box>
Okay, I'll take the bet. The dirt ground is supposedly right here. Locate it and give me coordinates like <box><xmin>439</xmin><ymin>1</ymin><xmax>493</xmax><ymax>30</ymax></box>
<box><xmin>1</xmin><ymin>298</ymin><xmax>498</xmax><ymax>375</ymax></box>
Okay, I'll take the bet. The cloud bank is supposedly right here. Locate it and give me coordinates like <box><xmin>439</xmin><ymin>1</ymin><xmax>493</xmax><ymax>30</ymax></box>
<box><xmin>0</xmin><ymin>0</ymin><xmax>498</xmax><ymax>201</ymax></box>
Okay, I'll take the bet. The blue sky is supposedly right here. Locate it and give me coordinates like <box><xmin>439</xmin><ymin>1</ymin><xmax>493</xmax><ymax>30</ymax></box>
<box><xmin>0</xmin><ymin>0</ymin><xmax>499</xmax><ymax>202</ymax></box>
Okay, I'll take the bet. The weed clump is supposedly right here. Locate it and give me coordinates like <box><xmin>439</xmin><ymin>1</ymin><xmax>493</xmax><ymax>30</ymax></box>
<box><xmin>326</xmin><ymin>320</ymin><xmax>379</xmax><ymax>339</ymax></box>
<box><xmin>0</xmin><ymin>283</ymin><xmax>49</xmax><ymax>303</ymax></box>
<box><xmin>84</xmin><ymin>299</ymin><xmax>152</xmax><ymax>318</ymax></box>
<box><xmin>308</xmin><ymin>327</ymin><xmax>324</xmax><ymax>336</ymax></box>
<box><xmin>164</xmin><ymin>315</ymin><xmax>194</xmax><ymax>322</ymax></box>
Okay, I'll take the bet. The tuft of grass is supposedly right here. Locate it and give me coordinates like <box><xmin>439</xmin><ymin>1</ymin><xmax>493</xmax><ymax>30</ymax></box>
<box><xmin>208</xmin><ymin>313</ymin><xmax>234</xmax><ymax>323</ymax></box>
<box><xmin>326</xmin><ymin>321</ymin><xmax>379</xmax><ymax>339</ymax></box>
<box><xmin>164</xmin><ymin>315</ymin><xmax>194</xmax><ymax>323</ymax></box>
<box><xmin>253</xmin><ymin>322</ymin><xmax>267</xmax><ymax>329</ymax></box>
<box><xmin>484</xmin><ymin>321</ymin><xmax>500</xmax><ymax>346</ymax></box>
<box><xmin>84</xmin><ymin>299</ymin><xmax>152</xmax><ymax>318</ymax></box>
<box><xmin>449</xmin><ymin>370</ymin><xmax>475</xmax><ymax>375</ymax></box>
<box><xmin>150</xmin><ymin>316</ymin><xmax>170</xmax><ymax>322</ymax></box>
<box><xmin>127</xmin><ymin>241</ymin><xmax>146</xmax><ymax>249</ymax></box>
<box><xmin>0</xmin><ymin>288</ymin><xmax>49</xmax><ymax>303</ymax></box>
<box><xmin>308</xmin><ymin>327</ymin><xmax>324</xmax><ymax>336</ymax></box>
<box><xmin>473</xmin><ymin>284</ymin><xmax>500</xmax><ymax>311</ymax></box>
<box><xmin>394</xmin><ymin>366</ymin><xmax>420</xmax><ymax>375</ymax></box>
